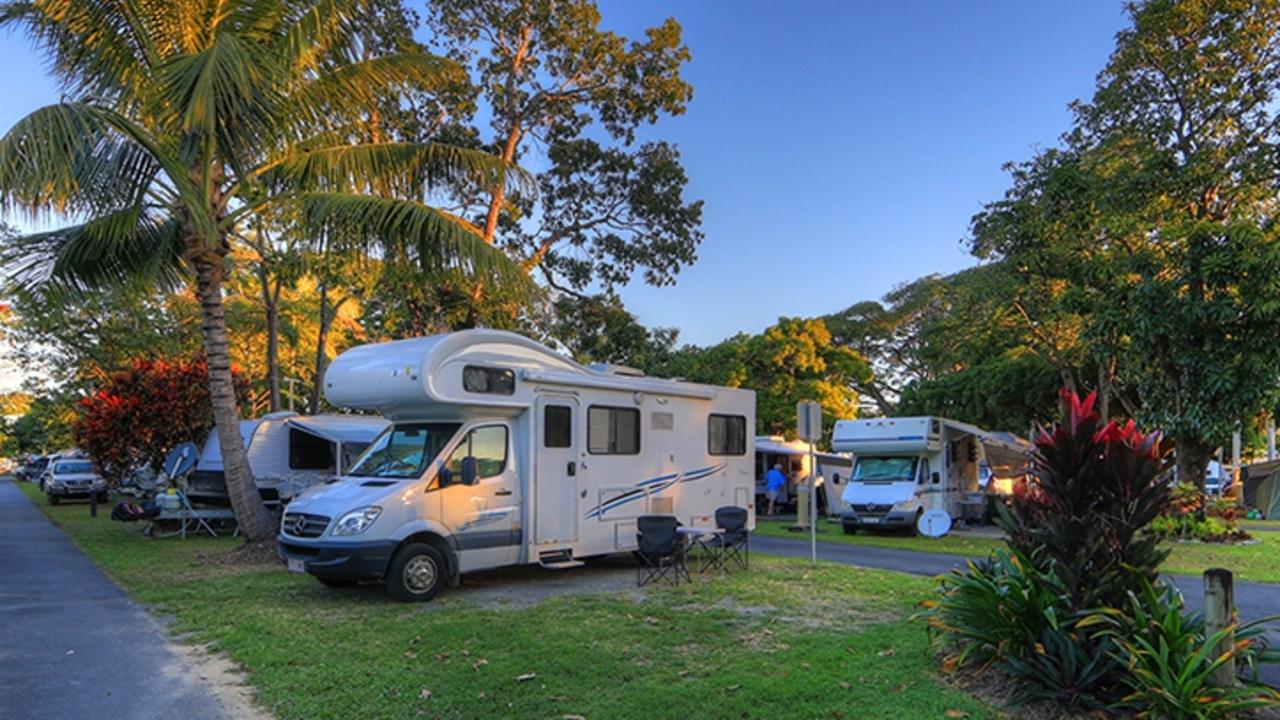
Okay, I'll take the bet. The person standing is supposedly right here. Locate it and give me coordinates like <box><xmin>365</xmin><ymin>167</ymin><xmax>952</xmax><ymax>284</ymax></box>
<box><xmin>765</xmin><ymin>462</ymin><xmax>787</xmax><ymax>517</ymax></box>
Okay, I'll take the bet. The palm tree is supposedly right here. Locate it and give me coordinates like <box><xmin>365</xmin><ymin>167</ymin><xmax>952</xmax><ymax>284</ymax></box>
<box><xmin>0</xmin><ymin>0</ymin><xmax>529</xmax><ymax>541</ymax></box>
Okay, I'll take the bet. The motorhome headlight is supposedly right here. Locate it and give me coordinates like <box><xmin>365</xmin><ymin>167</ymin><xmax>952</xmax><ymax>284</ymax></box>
<box><xmin>332</xmin><ymin>506</ymin><xmax>382</xmax><ymax>536</ymax></box>
<box><xmin>891</xmin><ymin>500</ymin><xmax>917</xmax><ymax>513</ymax></box>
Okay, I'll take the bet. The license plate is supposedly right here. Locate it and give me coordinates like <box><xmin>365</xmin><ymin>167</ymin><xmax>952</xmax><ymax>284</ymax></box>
<box><xmin>287</xmin><ymin>558</ymin><xmax>306</xmax><ymax>573</ymax></box>
<box><xmin>863</xmin><ymin>517</ymin><xmax>880</xmax><ymax>525</ymax></box>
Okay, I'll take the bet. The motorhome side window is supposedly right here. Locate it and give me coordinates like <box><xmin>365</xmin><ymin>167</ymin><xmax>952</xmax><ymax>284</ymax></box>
<box><xmin>707</xmin><ymin>414</ymin><xmax>747</xmax><ymax>455</ymax></box>
<box><xmin>462</xmin><ymin>365</ymin><xmax>515</xmax><ymax>395</ymax></box>
<box><xmin>544</xmin><ymin>405</ymin><xmax>572</xmax><ymax>448</ymax></box>
<box><xmin>445</xmin><ymin>426</ymin><xmax>508</xmax><ymax>479</ymax></box>
<box><xmin>587</xmin><ymin>406</ymin><xmax>640</xmax><ymax>455</ymax></box>
<box><xmin>919</xmin><ymin>458</ymin><xmax>931</xmax><ymax>485</ymax></box>
<box><xmin>288</xmin><ymin>427</ymin><xmax>334</xmax><ymax>470</ymax></box>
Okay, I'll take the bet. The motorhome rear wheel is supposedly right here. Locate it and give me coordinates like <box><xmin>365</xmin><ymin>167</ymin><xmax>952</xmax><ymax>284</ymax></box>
<box><xmin>386</xmin><ymin>543</ymin><xmax>447</xmax><ymax>602</ymax></box>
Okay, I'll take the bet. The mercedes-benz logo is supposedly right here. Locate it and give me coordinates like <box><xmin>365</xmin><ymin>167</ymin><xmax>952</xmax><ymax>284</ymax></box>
<box><xmin>291</xmin><ymin>516</ymin><xmax>308</xmax><ymax>535</ymax></box>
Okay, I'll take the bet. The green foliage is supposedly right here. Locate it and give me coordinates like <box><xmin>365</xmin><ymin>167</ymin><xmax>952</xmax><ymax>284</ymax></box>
<box><xmin>969</xmin><ymin>0</ymin><xmax>1280</xmax><ymax>485</ymax></box>
<box><xmin>1083</xmin><ymin>579</ymin><xmax>1280</xmax><ymax>718</ymax></box>
<box><xmin>550</xmin><ymin>294</ymin><xmax>677</xmax><ymax>373</ymax></box>
<box><xmin>425</xmin><ymin>0</ymin><xmax>703</xmax><ymax>295</ymax></box>
<box><xmin>896</xmin><ymin>352</ymin><xmax>1059</xmax><ymax>434</ymax></box>
<box><xmin>659</xmin><ymin>317</ymin><xmax>870</xmax><ymax>441</ymax></box>
<box><xmin>3</xmin><ymin>395</ymin><xmax>76</xmax><ymax>454</ymax></box>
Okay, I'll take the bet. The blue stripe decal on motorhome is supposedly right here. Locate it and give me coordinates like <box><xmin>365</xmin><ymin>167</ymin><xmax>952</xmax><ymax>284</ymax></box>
<box><xmin>838</xmin><ymin>435</ymin><xmax>925</xmax><ymax>442</ymax></box>
<box><xmin>584</xmin><ymin>463</ymin><xmax>727</xmax><ymax>520</ymax></box>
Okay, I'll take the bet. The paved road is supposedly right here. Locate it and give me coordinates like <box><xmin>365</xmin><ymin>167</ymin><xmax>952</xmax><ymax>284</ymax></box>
<box><xmin>753</xmin><ymin>534</ymin><xmax>1280</xmax><ymax>687</ymax></box>
<box><xmin>0</xmin><ymin>479</ymin><xmax>241</xmax><ymax>720</ymax></box>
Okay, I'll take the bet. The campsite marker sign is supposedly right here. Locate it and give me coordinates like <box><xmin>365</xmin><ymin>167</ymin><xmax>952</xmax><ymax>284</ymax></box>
<box><xmin>797</xmin><ymin>401</ymin><xmax>822</xmax><ymax>564</ymax></box>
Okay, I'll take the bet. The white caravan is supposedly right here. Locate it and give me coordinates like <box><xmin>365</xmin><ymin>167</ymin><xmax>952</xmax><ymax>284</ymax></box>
<box><xmin>753</xmin><ymin>436</ymin><xmax>853</xmax><ymax>516</ymax></box>
<box><xmin>188</xmin><ymin>412</ymin><xmax>390</xmax><ymax>506</ymax></box>
<box><xmin>830</xmin><ymin>416</ymin><xmax>1029</xmax><ymax>534</ymax></box>
<box><xmin>278</xmin><ymin>330</ymin><xmax>756</xmax><ymax>601</ymax></box>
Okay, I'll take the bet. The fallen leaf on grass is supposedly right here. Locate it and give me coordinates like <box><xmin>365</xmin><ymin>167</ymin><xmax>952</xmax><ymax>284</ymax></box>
<box><xmin>517</xmin><ymin>673</ymin><xmax>537</xmax><ymax>682</ymax></box>
<box><xmin>726</xmin><ymin>684</ymin><xmax>741</xmax><ymax>692</ymax></box>
<box><xmin>945</xmin><ymin>710</ymin><xmax>969</xmax><ymax>718</ymax></box>
<box><xmin>404</xmin><ymin>651</ymin><xmax>418</xmax><ymax>659</ymax></box>
<box><xmin>839</xmin><ymin>681</ymin><xmax>851</xmax><ymax>690</ymax></box>
<box><xmin>472</xmin><ymin>659</ymin><xmax>489</xmax><ymax>671</ymax></box>
<box><xmin>562</xmin><ymin>715</ymin><xmax>586</xmax><ymax>720</ymax></box>
<box><xmin>877</xmin><ymin>648</ymin><xmax>895</xmax><ymax>657</ymax></box>
<box><xmin>418</xmin><ymin>689</ymin><xmax>432</xmax><ymax>700</ymax></box>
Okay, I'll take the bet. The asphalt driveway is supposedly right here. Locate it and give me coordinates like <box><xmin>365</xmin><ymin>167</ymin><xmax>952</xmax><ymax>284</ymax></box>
<box><xmin>0</xmin><ymin>479</ymin><xmax>248</xmax><ymax>720</ymax></box>
<box><xmin>753</xmin><ymin>534</ymin><xmax>1280</xmax><ymax>687</ymax></box>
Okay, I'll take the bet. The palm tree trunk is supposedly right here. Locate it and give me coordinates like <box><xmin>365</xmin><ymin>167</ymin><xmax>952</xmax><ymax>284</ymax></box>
<box><xmin>194</xmin><ymin>254</ymin><xmax>277</xmax><ymax>542</ymax></box>
<box><xmin>308</xmin><ymin>280</ymin><xmax>330</xmax><ymax>415</ymax></box>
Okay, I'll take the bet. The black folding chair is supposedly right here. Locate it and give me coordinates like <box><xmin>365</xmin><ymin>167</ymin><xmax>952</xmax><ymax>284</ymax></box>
<box><xmin>704</xmin><ymin>506</ymin><xmax>749</xmax><ymax>571</ymax></box>
<box><xmin>635</xmin><ymin>515</ymin><xmax>689</xmax><ymax>587</ymax></box>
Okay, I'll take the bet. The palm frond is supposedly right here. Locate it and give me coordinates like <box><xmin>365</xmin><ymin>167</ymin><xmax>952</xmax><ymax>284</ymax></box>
<box><xmin>283</xmin><ymin>53</ymin><xmax>464</xmax><ymax>133</ymax></box>
<box><xmin>295</xmin><ymin>192</ymin><xmax>534</xmax><ymax>291</ymax></box>
<box><xmin>0</xmin><ymin>0</ymin><xmax>155</xmax><ymax>101</ymax></box>
<box><xmin>1</xmin><ymin>206</ymin><xmax>185</xmax><ymax>295</ymax></box>
<box><xmin>0</xmin><ymin>103</ymin><xmax>166</xmax><ymax>219</ymax></box>
<box><xmin>262</xmin><ymin>142</ymin><xmax>535</xmax><ymax>199</ymax></box>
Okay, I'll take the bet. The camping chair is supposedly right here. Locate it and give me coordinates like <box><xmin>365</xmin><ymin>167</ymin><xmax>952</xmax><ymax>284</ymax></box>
<box><xmin>703</xmin><ymin>506</ymin><xmax>749</xmax><ymax>571</ymax></box>
<box><xmin>635</xmin><ymin>515</ymin><xmax>689</xmax><ymax>587</ymax></box>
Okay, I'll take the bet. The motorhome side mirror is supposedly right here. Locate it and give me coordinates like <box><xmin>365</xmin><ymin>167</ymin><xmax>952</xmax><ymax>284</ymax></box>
<box><xmin>931</xmin><ymin>472</ymin><xmax>941</xmax><ymax>485</ymax></box>
<box><xmin>461</xmin><ymin>456</ymin><xmax>478</xmax><ymax>485</ymax></box>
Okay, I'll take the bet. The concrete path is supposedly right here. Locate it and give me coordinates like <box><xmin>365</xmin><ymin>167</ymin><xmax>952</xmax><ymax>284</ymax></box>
<box><xmin>0</xmin><ymin>479</ymin><xmax>253</xmax><ymax>720</ymax></box>
<box><xmin>753</xmin><ymin>534</ymin><xmax>1280</xmax><ymax>687</ymax></box>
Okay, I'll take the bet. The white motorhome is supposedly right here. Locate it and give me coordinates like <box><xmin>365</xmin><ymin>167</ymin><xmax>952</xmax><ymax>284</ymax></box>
<box><xmin>188</xmin><ymin>412</ymin><xmax>390</xmax><ymax>506</ymax></box>
<box><xmin>278</xmin><ymin>330</ymin><xmax>756</xmax><ymax>601</ymax></box>
<box><xmin>753</xmin><ymin>436</ymin><xmax>853</xmax><ymax>516</ymax></box>
<box><xmin>830</xmin><ymin>416</ymin><xmax>1029</xmax><ymax>534</ymax></box>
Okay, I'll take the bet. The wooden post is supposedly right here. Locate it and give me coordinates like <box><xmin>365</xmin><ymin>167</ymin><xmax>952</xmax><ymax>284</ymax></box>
<box><xmin>1204</xmin><ymin>568</ymin><xmax>1236</xmax><ymax>688</ymax></box>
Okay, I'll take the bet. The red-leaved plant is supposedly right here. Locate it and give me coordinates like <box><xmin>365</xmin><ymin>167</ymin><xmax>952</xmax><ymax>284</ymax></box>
<box><xmin>998</xmin><ymin>389</ymin><xmax>1172</xmax><ymax>611</ymax></box>
<box><xmin>72</xmin><ymin>356</ymin><xmax>249</xmax><ymax>486</ymax></box>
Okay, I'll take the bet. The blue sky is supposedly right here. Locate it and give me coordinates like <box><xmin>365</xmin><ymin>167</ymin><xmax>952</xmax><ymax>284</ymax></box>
<box><xmin>0</xmin><ymin>1</ymin><xmax>1129</xmax><ymax>347</ymax></box>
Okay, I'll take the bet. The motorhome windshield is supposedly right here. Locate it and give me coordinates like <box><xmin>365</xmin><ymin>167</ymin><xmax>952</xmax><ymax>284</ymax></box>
<box><xmin>347</xmin><ymin>423</ymin><xmax>461</xmax><ymax>479</ymax></box>
<box><xmin>852</xmin><ymin>456</ymin><xmax>918</xmax><ymax>483</ymax></box>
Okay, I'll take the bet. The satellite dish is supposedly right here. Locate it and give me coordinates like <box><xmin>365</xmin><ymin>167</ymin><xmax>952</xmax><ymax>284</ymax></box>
<box><xmin>162</xmin><ymin>442</ymin><xmax>199</xmax><ymax>480</ymax></box>
<box><xmin>918</xmin><ymin>509</ymin><xmax>952</xmax><ymax>538</ymax></box>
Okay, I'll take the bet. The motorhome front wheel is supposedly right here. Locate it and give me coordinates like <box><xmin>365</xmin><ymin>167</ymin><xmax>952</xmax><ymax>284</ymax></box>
<box><xmin>387</xmin><ymin>543</ymin><xmax>447</xmax><ymax>602</ymax></box>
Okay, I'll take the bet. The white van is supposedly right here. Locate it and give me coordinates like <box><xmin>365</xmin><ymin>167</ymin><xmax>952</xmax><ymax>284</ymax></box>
<box><xmin>278</xmin><ymin>330</ymin><xmax>756</xmax><ymax>601</ymax></box>
<box><xmin>830</xmin><ymin>416</ymin><xmax>1029</xmax><ymax>534</ymax></box>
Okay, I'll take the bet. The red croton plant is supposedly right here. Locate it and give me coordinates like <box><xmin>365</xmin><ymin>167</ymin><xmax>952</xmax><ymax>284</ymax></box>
<box><xmin>72</xmin><ymin>356</ymin><xmax>249</xmax><ymax>486</ymax></box>
<box><xmin>999</xmin><ymin>389</ymin><xmax>1173</xmax><ymax>611</ymax></box>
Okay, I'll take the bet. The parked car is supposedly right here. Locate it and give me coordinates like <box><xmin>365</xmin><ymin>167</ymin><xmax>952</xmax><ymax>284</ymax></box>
<box><xmin>44</xmin><ymin>458</ymin><xmax>108</xmax><ymax>505</ymax></box>
<box><xmin>17</xmin><ymin>455</ymin><xmax>49</xmax><ymax>483</ymax></box>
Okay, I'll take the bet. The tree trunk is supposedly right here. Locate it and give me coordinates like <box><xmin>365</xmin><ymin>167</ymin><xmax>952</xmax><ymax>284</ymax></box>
<box><xmin>193</xmin><ymin>254</ymin><xmax>277</xmax><ymax>542</ymax></box>
<box><xmin>309</xmin><ymin>283</ymin><xmax>343</xmax><ymax>415</ymax></box>
<box><xmin>1175</xmin><ymin>436</ymin><xmax>1214</xmax><ymax>495</ymax></box>
<box><xmin>258</xmin><ymin>266</ymin><xmax>282</xmax><ymax>413</ymax></box>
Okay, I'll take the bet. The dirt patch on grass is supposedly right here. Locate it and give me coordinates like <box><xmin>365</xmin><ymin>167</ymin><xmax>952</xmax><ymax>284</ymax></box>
<box><xmin>432</xmin><ymin>555</ymin><xmax>647</xmax><ymax>611</ymax></box>
<box><xmin>165</xmin><ymin>636</ymin><xmax>272</xmax><ymax>720</ymax></box>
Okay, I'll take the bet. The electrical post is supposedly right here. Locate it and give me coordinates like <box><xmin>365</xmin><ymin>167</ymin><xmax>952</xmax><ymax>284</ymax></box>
<box><xmin>797</xmin><ymin>401</ymin><xmax>822</xmax><ymax>566</ymax></box>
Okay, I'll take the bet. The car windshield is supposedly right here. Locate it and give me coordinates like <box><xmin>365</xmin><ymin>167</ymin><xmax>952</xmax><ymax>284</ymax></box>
<box><xmin>55</xmin><ymin>461</ymin><xmax>94</xmax><ymax>475</ymax></box>
<box><xmin>852</xmin><ymin>456</ymin><xmax>918</xmax><ymax>483</ymax></box>
<box><xmin>346</xmin><ymin>423</ymin><xmax>461</xmax><ymax>478</ymax></box>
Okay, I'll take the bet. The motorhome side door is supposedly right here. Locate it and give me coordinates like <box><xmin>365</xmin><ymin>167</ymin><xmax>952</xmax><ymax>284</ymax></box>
<box><xmin>534</xmin><ymin>396</ymin><xmax>579</xmax><ymax>545</ymax></box>
<box><xmin>438</xmin><ymin>423</ymin><xmax>521</xmax><ymax>569</ymax></box>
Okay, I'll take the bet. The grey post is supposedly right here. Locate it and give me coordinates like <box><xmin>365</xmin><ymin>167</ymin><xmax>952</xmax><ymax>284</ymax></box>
<box><xmin>1204</xmin><ymin>567</ymin><xmax>1236</xmax><ymax>687</ymax></box>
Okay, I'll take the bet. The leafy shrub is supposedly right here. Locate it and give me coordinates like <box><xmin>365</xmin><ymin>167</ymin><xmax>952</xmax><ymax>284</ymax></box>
<box><xmin>922</xmin><ymin>550</ymin><xmax>1067</xmax><ymax>669</ymax></box>
<box><xmin>72</xmin><ymin>356</ymin><xmax>249</xmax><ymax>485</ymax></box>
<box><xmin>999</xmin><ymin>390</ymin><xmax>1171</xmax><ymax>611</ymax></box>
<box><xmin>1153</xmin><ymin>488</ymin><xmax>1252</xmax><ymax>542</ymax></box>
<box><xmin>1001</xmin><ymin>625</ymin><xmax>1116</xmax><ymax>711</ymax></box>
<box><xmin>1082</xmin><ymin>579</ymin><xmax>1280</xmax><ymax>718</ymax></box>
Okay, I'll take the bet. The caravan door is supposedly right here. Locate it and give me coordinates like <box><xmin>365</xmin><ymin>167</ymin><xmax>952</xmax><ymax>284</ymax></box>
<box><xmin>534</xmin><ymin>396</ymin><xmax>579</xmax><ymax>545</ymax></box>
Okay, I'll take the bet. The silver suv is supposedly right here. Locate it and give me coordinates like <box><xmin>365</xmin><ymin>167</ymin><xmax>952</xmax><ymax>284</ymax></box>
<box><xmin>45</xmin><ymin>459</ymin><xmax>108</xmax><ymax>505</ymax></box>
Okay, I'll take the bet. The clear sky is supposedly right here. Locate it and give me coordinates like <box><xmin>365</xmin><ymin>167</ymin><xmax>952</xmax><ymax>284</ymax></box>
<box><xmin>0</xmin><ymin>1</ymin><xmax>1129</xmax><ymax>348</ymax></box>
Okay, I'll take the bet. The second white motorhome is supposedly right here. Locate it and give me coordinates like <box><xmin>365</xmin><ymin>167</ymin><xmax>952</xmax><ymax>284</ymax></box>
<box><xmin>753</xmin><ymin>436</ymin><xmax>853</xmax><ymax>516</ymax></box>
<box><xmin>830</xmin><ymin>416</ymin><xmax>1029</xmax><ymax>534</ymax></box>
<box><xmin>279</xmin><ymin>330</ymin><xmax>756</xmax><ymax>601</ymax></box>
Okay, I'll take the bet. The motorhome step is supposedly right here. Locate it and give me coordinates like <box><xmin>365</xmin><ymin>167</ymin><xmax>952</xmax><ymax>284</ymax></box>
<box><xmin>538</xmin><ymin>550</ymin><xmax>584</xmax><ymax>569</ymax></box>
<box><xmin>539</xmin><ymin>559</ymin><xmax>586</xmax><ymax>570</ymax></box>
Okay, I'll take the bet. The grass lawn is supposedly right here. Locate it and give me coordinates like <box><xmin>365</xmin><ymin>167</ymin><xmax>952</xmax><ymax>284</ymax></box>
<box><xmin>755</xmin><ymin>519</ymin><xmax>1280</xmax><ymax>584</ymax></box>
<box><xmin>15</xmin><ymin>483</ymin><xmax>993</xmax><ymax>720</ymax></box>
